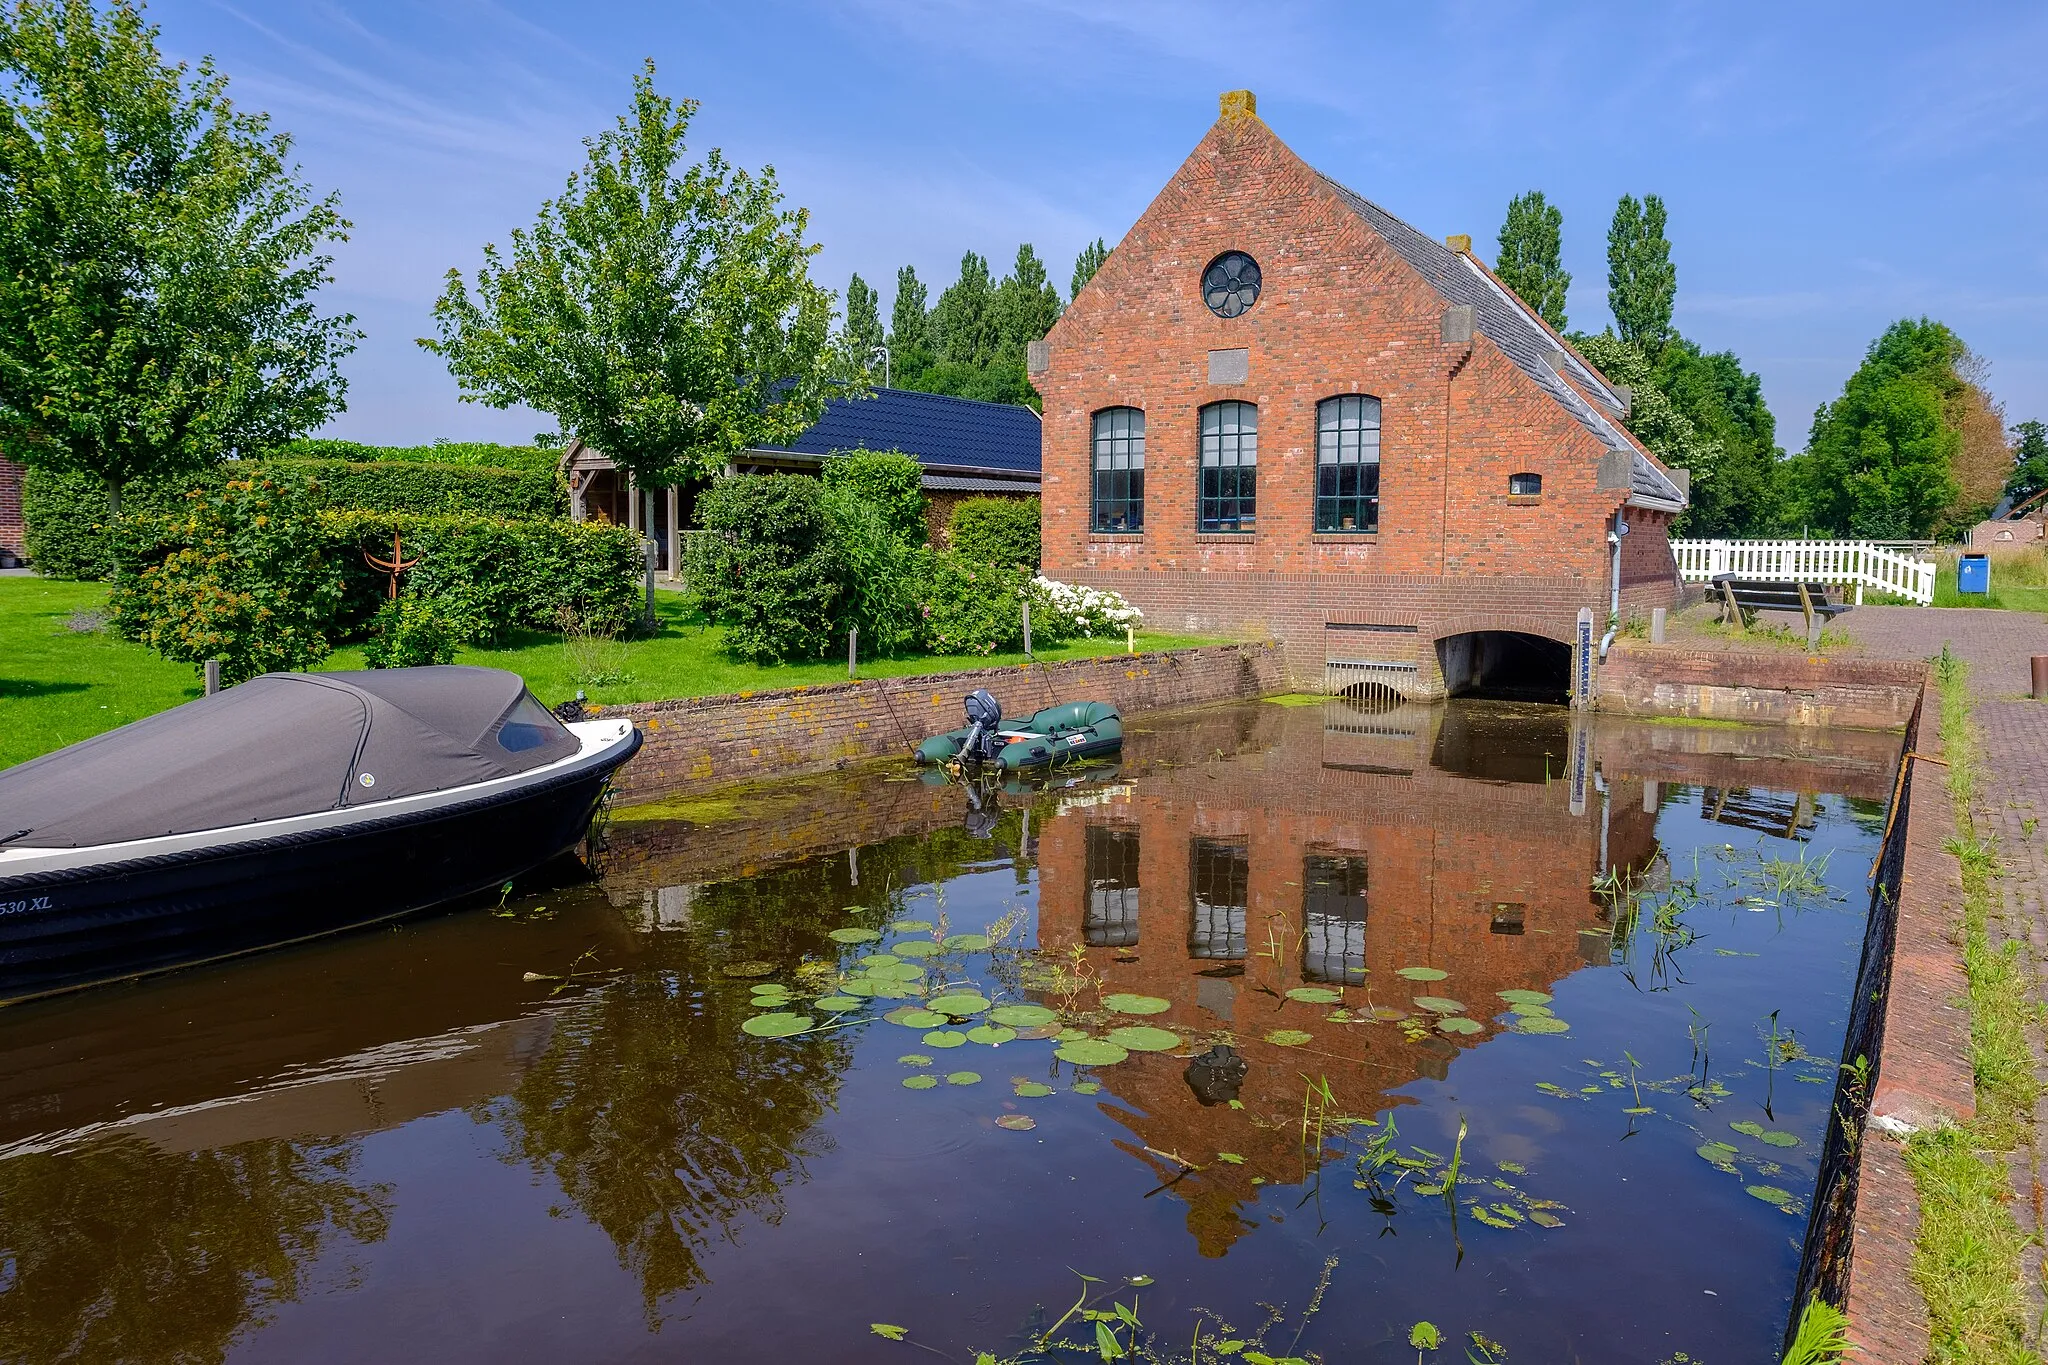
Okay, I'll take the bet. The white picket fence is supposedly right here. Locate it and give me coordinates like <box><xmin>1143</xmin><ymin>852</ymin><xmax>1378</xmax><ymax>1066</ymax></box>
<box><xmin>1670</xmin><ymin>539</ymin><xmax>1937</xmax><ymax>606</ymax></box>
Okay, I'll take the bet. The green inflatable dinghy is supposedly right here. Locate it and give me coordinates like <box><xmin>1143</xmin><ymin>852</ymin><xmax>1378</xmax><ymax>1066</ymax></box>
<box><xmin>915</xmin><ymin>689</ymin><xmax>1122</xmax><ymax>771</ymax></box>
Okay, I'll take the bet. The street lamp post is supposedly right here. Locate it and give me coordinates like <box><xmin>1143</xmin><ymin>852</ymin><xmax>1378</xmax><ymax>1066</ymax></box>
<box><xmin>869</xmin><ymin>345</ymin><xmax>891</xmax><ymax>388</ymax></box>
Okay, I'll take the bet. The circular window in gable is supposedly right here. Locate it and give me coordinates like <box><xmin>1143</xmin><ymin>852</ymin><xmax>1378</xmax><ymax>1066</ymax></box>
<box><xmin>1201</xmin><ymin>251</ymin><xmax>1262</xmax><ymax>318</ymax></box>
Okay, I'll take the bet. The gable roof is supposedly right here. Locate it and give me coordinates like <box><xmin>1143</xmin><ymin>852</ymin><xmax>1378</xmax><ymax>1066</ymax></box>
<box><xmin>1315</xmin><ymin>174</ymin><xmax>1686</xmax><ymax>511</ymax></box>
<box><xmin>754</xmin><ymin>387</ymin><xmax>1041</xmax><ymax>476</ymax></box>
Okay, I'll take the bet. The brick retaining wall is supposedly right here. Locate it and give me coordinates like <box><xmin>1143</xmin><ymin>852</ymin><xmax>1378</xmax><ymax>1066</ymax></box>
<box><xmin>1598</xmin><ymin>644</ymin><xmax>1924</xmax><ymax>730</ymax></box>
<box><xmin>604</xmin><ymin>642</ymin><xmax>1286</xmax><ymax>797</ymax></box>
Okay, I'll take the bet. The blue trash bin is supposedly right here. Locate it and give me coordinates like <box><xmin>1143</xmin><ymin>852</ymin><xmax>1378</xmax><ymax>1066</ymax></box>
<box><xmin>1959</xmin><ymin>553</ymin><xmax>1991</xmax><ymax>595</ymax></box>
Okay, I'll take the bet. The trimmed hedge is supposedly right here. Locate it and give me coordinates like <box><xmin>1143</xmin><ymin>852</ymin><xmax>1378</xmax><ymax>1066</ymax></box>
<box><xmin>24</xmin><ymin>459</ymin><xmax>566</xmax><ymax>579</ymax></box>
<box><xmin>948</xmin><ymin>495</ymin><xmax>1040</xmax><ymax>568</ymax></box>
<box><xmin>821</xmin><ymin>449</ymin><xmax>927</xmax><ymax>544</ymax></box>
<box><xmin>279</xmin><ymin>438</ymin><xmax>561</xmax><ymax>471</ymax></box>
<box><xmin>324</xmin><ymin>510</ymin><xmax>642</xmax><ymax>642</ymax></box>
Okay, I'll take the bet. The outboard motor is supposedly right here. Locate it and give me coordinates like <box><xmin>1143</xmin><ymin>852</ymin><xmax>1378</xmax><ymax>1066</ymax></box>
<box><xmin>958</xmin><ymin>689</ymin><xmax>1005</xmax><ymax>766</ymax></box>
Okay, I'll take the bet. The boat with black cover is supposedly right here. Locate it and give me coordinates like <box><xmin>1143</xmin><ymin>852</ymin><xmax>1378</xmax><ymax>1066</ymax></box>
<box><xmin>0</xmin><ymin>666</ymin><xmax>640</xmax><ymax>1005</ymax></box>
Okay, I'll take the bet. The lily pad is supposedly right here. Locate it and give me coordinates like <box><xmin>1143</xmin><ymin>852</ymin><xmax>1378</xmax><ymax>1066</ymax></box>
<box><xmin>838</xmin><ymin>979</ymin><xmax>881</xmax><ymax>997</ymax></box>
<box><xmin>1101</xmin><ymin>993</ymin><xmax>1171</xmax><ymax>1015</ymax></box>
<box><xmin>1510</xmin><ymin>1002</ymin><xmax>1554</xmax><ymax>1018</ymax></box>
<box><xmin>1055</xmin><ymin>1038</ymin><xmax>1130</xmax><ymax>1066</ymax></box>
<box><xmin>1529</xmin><ymin>1211</ymin><xmax>1565</xmax><ymax>1228</ymax></box>
<box><xmin>750</xmin><ymin>983</ymin><xmax>790</xmax><ymax>996</ymax></box>
<box><xmin>1697</xmin><ymin>1142</ymin><xmax>1739</xmax><ymax>1167</ymax></box>
<box><xmin>946</xmin><ymin>1071</ymin><xmax>982</xmax><ymax>1086</ymax></box>
<box><xmin>1365</xmin><ymin>1006</ymin><xmax>1409</xmax><ymax>1022</ymax></box>
<box><xmin>894</xmin><ymin>940</ymin><xmax>940</xmax><ymax>958</ymax></box>
<box><xmin>1746</xmin><ymin>1185</ymin><xmax>1793</xmax><ymax>1206</ymax></box>
<box><xmin>995</xmin><ymin>1114</ymin><xmax>1037</xmax><ymax>1131</ymax></box>
<box><xmin>721</xmin><ymin>961</ymin><xmax>777</xmax><ymax>979</ymax></box>
<box><xmin>923</xmin><ymin>1029</ymin><xmax>968</xmax><ymax>1049</ymax></box>
<box><xmin>1396</xmin><ymin>966</ymin><xmax>1449</xmax><ymax>981</ymax></box>
<box><xmin>966</xmin><ymin>1025</ymin><xmax>1017</xmax><ymax>1046</ymax></box>
<box><xmin>943</xmin><ymin>934</ymin><xmax>992</xmax><ymax>952</ymax></box>
<box><xmin>865</xmin><ymin>962</ymin><xmax>924</xmax><ymax>982</ymax></box>
<box><xmin>1012</xmin><ymin>1081</ymin><xmax>1054</xmax><ymax>1098</ymax></box>
<box><xmin>1759</xmin><ymin>1131</ymin><xmax>1801</xmax><ymax>1148</ymax></box>
<box><xmin>813</xmin><ymin>995</ymin><xmax>865</xmax><ymax>1011</ymax></box>
<box><xmin>898</xmin><ymin>1054</ymin><xmax>934</xmax><ymax>1066</ymax></box>
<box><xmin>1285</xmin><ymin>987</ymin><xmax>1342</xmax><ymax>1004</ymax></box>
<box><xmin>1498</xmin><ymin>989</ymin><xmax>1552</xmax><ymax>1005</ymax></box>
<box><xmin>890</xmin><ymin>919</ymin><xmax>933</xmax><ymax>932</ymax></box>
<box><xmin>740</xmin><ymin>1012</ymin><xmax>813</xmax><ymax>1037</ymax></box>
<box><xmin>860</xmin><ymin>953</ymin><xmax>902</xmax><ymax>967</ymax></box>
<box><xmin>1108</xmin><ymin>1025</ymin><xmax>1183</xmax><ymax>1052</ymax></box>
<box><xmin>1013</xmin><ymin>1024</ymin><xmax>1063</xmax><ymax>1041</ymax></box>
<box><xmin>1412</xmin><ymin>996</ymin><xmax>1466</xmax><ymax>1014</ymax></box>
<box><xmin>1072</xmin><ymin>1081</ymin><xmax>1102</xmax><ymax>1096</ymax></box>
<box><xmin>1437</xmin><ymin>1017</ymin><xmax>1484</xmax><ymax>1035</ymax></box>
<box><xmin>927</xmin><ymin>992</ymin><xmax>991</xmax><ymax>1017</ymax></box>
<box><xmin>902</xmin><ymin>1075</ymin><xmax>938</xmax><ymax>1090</ymax></box>
<box><xmin>828</xmin><ymin>928</ymin><xmax>880</xmax><ymax>944</ymax></box>
<box><xmin>1730</xmin><ymin>1120</ymin><xmax>1768</xmax><ymax>1138</ymax></box>
<box><xmin>866</xmin><ymin>982</ymin><xmax>924</xmax><ymax>1000</ymax></box>
<box><xmin>1516</xmin><ymin>1016</ymin><xmax>1571</xmax><ymax>1035</ymax></box>
<box><xmin>989</xmin><ymin>1004</ymin><xmax>1059</xmax><ymax>1028</ymax></box>
<box><xmin>1264</xmin><ymin>1029</ymin><xmax>1313</xmax><ymax>1047</ymax></box>
<box><xmin>888</xmin><ymin>1008</ymin><xmax>948</xmax><ymax>1029</ymax></box>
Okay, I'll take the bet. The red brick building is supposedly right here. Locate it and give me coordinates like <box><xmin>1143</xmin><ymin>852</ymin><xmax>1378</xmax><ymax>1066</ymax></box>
<box><xmin>0</xmin><ymin>455</ymin><xmax>23</xmax><ymax>566</ymax></box>
<box><xmin>1030</xmin><ymin>92</ymin><xmax>1687</xmax><ymax>698</ymax></box>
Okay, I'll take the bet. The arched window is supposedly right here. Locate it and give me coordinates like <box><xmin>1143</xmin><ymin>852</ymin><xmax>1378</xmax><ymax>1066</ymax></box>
<box><xmin>1198</xmin><ymin>401</ymin><xmax>1258</xmax><ymax>533</ymax></box>
<box><xmin>1316</xmin><ymin>396</ymin><xmax>1381</xmax><ymax>532</ymax></box>
<box><xmin>1091</xmin><ymin>408</ymin><xmax>1145</xmax><ymax>532</ymax></box>
<box><xmin>1509</xmin><ymin>472</ymin><xmax>1542</xmax><ymax>497</ymax></box>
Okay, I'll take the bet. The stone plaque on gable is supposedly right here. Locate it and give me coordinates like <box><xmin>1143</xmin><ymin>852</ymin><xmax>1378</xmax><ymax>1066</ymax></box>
<box><xmin>1208</xmin><ymin>348</ymin><xmax>1249</xmax><ymax>384</ymax></box>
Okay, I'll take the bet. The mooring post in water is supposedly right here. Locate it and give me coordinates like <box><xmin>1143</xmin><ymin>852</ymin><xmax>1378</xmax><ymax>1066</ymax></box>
<box><xmin>848</xmin><ymin>627</ymin><xmax>858</xmax><ymax>678</ymax></box>
<box><xmin>204</xmin><ymin>659</ymin><xmax>220</xmax><ymax>696</ymax></box>
<box><xmin>1572</xmin><ymin>607</ymin><xmax>1595</xmax><ymax>708</ymax></box>
<box><xmin>1022</xmin><ymin>601</ymin><xmax>1032</xmax><ymax>657</ymax></box>
<box><xmin>2034</xmin><ymin>655</ymin><xmax>2048</xmax><ymax>700</ymax></box>
<box><xmin>1644</xmin><ymin>780</ymin><xmax>1659</xmax><ymax>814</ymax></box>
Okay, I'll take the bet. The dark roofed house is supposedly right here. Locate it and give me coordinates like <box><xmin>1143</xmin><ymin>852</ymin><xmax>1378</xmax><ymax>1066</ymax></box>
<box><xmin>561</xmin><ymin>387</ymin><xmax>1041</xmax><ymax>570</ymax></box>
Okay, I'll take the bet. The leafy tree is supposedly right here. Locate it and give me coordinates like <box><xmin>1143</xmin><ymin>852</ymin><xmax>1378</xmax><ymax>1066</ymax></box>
<box><xmin>1782</xmin><ymin>318</ymin><xmax>1964</xmax><ymax>538</ymax></box>
<box><xmin>819</xmin><ymin>447</ymin><xmax>925</xmax><ymax>543</ymax></box>
<box><xmin>1939</xmin><ymin>349</ymin><xmax>2010</xmax><ymax>533</ymax></box>
<box><xmin>889</xmin><ymin>263</ymin><xmax>928</xmax><ymax>353</ymax></box>
<box><xmin>930</xmin><ymin>251</ymin><xmax>996</xmax><ymax>368</ymax></box>
<box><xmin>2005</xmin><ymin>420</ymin><xmax>2048</xmax><ymax>506</ymax></box>
<box><xmin>991</xmin><ymin>244</ymin><xmax>1061</xmax><ymax>364</ymax></box>
<box><xmin>109</xmin><ymin>473</ymin><xmax>346</xmax><ymax>683</ymax></box>
<box><xmin>1651</xmin><ymin>338</ymin><xmax>1783</xmax><ymax>535</ymax></box>
<box><xmin>1575</xmin><ymin>333</ymin><xmax>1717</xmax><ymax>525</ymax></box>
<box><xmin>423</xmin><ymin>64</ymin><xmax>837</xmax><ymax>496</ymax></box>
<box><xmin>840</xmin><ymin>271</ymin><xmax>883</xmax><ymax>375</ymax></box>
<box><xmin>1071</xmin><ymin>237</ymin><xmax>1109</xmax><ymax>299</ymax></box>
<box><xmin>684</xmin><ymin>474</ymin><xmax>849</xmax><ymax>662</ymax></box>
<box><xmin>0</xmin><ymin>0</ymin><xmax>358</xmax><ymax>511</ymax></box>
<box><xmin>1607</xmin><ymin>193</ymin><xmax>1675</xmax><ymax>356</ymax></box>
<box><xmin>1494</xmin><ymin>191</ymin><xmax>1569</xmax><ymax>331</ymax></box>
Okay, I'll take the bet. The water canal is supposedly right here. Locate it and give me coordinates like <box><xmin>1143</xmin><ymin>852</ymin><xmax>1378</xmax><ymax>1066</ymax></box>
<box><xmin>0</xmin><ymin>698</ymin><xmax>1903</xmax><ymax>1363</ymax></box>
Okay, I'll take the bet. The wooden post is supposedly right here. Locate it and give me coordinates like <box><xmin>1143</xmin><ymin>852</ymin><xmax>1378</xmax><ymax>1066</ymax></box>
<box><xmin>848</xmin><ymin>627</ymin><xmax>858</xmax><ymax>678</ymax></box>
<box><xmin>1650</xmin><ymin>606</ymin><xmax>1666</xmax><ymax>644</ymax></box>
<box><xmin>204</xmin><ymin>659</ymin><xmax>220</xmax><ymax>696</ymax></box>
<box><xmin>1022</xmin><ymin>600</ymin><xmax>1032</xmax><ymax>657</ymax></box>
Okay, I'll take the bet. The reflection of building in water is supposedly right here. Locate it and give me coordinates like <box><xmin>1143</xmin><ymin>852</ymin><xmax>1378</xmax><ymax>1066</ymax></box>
<box><xmin>1035</xmin><ymin>699</ymin><xmax>1658</xmax><ymax>1257</ymax></box>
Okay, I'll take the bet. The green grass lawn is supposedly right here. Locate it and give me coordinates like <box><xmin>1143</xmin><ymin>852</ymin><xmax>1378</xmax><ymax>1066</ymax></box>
<box><xmin>0</xmin><ymin>577</ymin><xmax>1224</xmax><ymax>768</ymax></box>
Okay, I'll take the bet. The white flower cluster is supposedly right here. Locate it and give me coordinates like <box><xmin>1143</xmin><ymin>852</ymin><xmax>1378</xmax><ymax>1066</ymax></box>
<box><xmin>1027</xmin><ymin>575</ymin><xmax>1143</xmax><ymax>638</ymax></box>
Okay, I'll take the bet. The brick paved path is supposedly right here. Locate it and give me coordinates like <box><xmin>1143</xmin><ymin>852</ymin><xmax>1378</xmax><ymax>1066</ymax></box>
<box><xmin>1839</xmin><ymin>607</ymin><xmax>2048</xmax><ymax>1336</ymax></box>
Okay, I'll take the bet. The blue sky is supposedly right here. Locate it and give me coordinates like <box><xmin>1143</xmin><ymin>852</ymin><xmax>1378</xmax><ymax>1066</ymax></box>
<box><xmin>149</xmin><ymin>0</ymin><xmax>2047</xmax><ymax>451</ymax></box>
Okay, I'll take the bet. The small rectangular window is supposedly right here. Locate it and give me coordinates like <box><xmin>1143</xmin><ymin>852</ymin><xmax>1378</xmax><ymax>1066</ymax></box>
<box><xmin>1084</xmin><ymin>825</ymin><xmax>1141</xmax><ymax>947</ymax></box>
<box><xmin>1198</xmin><ymin>402</ymin><xmax>1257</xmax><ymax>533</ymax></box>
<box><xmin>1316</xmin><ymin>396</ymin><xmax>1381</xmax><ymax>532</ymax></box>
<box><xmin>1508</xmin><ymin>472</ymin><xmax>1542</xmax><ymax>497</ymax></box>
<box><xmin>1188</xmin><ymin>838</ymin><xmax>1249</xmax><ymax>959</ymax></box>
<box><xmin>1091</xmin><ymin>408</ymin><xmax>1145</xmax><ymax>533</ymax></box>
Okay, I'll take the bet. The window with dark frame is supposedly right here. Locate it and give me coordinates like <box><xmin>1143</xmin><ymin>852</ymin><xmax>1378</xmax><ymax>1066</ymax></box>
<box><xmin>1188</xmin><ymin>838</ymin><xmax>1249</xmax><ymax>959</ymax></box>
<box><xmin>1508</xmin><ymin>472</ymin><xmax>1542</xmax><ymax>497</ymax></box>
<box><xmin>1302</xmin><ymin>854</ymin><xmax>1368</xmax><ymax>983</ymax></box>
<box><xmin>1315</xmin><ymin>395</ymin><xmax>1381</xmax><ymax>532</ymax></box>
<box><xmin>1198</xmin><ymin>401</ymin><xmax>1258</xmax><ymax>533</ymax></box>
<box><xmin>1084</xmin><ymin>825</ymin><xmax>1141</xmax><ymax>947</ymax></box>
<box><xmin>1090</xmin><ymin>407</ymin><xmax>1146</xmax><ymax>533</ymax></box>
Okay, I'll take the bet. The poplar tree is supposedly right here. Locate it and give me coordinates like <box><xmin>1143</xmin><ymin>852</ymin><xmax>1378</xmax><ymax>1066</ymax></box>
<box><xmin>1607</xmin><ymin>193</ymin><xmax>1676</xmax><ymax>355</ymax></box>
<box><xmin>929</xmin><ymin>251</ymin><xmax>995</xmax><ymax>368</ymax></box>
<box><xmin>0</xmin><ymin>0</ymin><xmax>358</xmax><ymax>511</ymax></box>
<box><xmin>888</xmin><ymin>264</ymin><xmax>927</xmax><ymax>352</ymax></box>
<box><xmin>1070</xmin><ymin>237</ymin><xmax>1109</xmax><ymax>299</ymax></box>
<box><xmin>991</xmin><ymin>244</ymin><xmax>1061</xmax><ymax>363</ymax></box>
<box><xmin>1493</xmin><ymin>191</ymin><xmax>1569</xmax><ymax>331</ymax></box>
<box><xmin>841</xmin><ymin>271</ymin><xmax>883</xmax><ymax>373</ymax></box>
